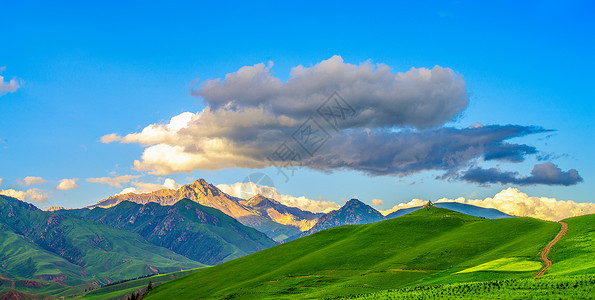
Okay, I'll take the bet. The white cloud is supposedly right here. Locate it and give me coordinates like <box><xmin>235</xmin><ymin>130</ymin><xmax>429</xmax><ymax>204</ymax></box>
<box><xmin>372</xmin><ymin>198</ymin><xmax>383</xmax><ymax>206</ymax></box>
<box><xmin>118</xmin><ymin>187</ymin><xmax>138</xmax><ymax>195</ymax></box>
<box><xmin>0</xmin><ymin>178</ymin><xmax>3</xmax><ymax>186</ymax></box>
<box><xmin>19</xmin><ymin>176</ymin><xmax>47</xmax><ymax>186</ymax></box>
<box><xmin>117</xmin><ymin>178</ymin><xmax>181</xmax><ymax>194</ymax></box>
<box><xmin>56</xmin><ymin>178</ymin><xmax>79</xmax><ymax>190</ymax></box>
<box><xmin>0</xmin><ymin>72</ymin><xmax>22</xmax><ymax>96</ymax></box>
<box><xmin>100</xmin><ymin>133</ymin><xmax>122</xmax><ymax>144</ymax></box>
<box><xmin>0</xmin><ymin>188</ymin><xmax>50</xmax><ymax>202</ymax></box>
<box><xmin>217</xmin><ymin>182</ymin><xmax>340</xmax><ymax>213</ymax></box>
<box><xmin>86</xmin><ymin>175</ymin><xmax>140</xmax><ymax>188</ymax></box>
<box><xmin>382</xmin><ymin>188</ymin><xmax>595</xmax><ymax>221</ymax></box>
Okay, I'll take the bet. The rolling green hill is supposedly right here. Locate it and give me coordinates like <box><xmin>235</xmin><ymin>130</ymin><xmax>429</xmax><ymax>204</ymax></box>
<box><xmin>547</xmin><ymin>214</ymin><xmax>595</xmax><ymax>276</ymax></box>
<box><xmin>0</xmin><ymin>195</ymin><xmax>203</xmax><ymax>291</ymax></box>
<box><xmin>145</xmin><ymin>207</ymin><xmax>560</xmax><ymax>299</ymax></box>
<box><xmin>62</xmin><ymin>199</ymin><xmax>276</xmax><ymax>265</ymax></box>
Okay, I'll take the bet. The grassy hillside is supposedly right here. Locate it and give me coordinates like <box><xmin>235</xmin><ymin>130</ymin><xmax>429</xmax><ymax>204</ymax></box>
<box><xmin>0</xmin><ymin>195</ymin><xmax>203</xmax><ymax>289</ymax></box>
<box><xmin>145</xmin><ymin>207</ymin><xmax>560</xmax><ymax>299</ymax></box>
<box><xmin>547</xmin><ymin>214</ymin><xmax>595</xmax><ymax>276</ymax></box>
<box><xmin>63</xmin><ymin>199</ymin><xmax>276</xmax><ymax>265</ymax></box>
<box><xmin>335</xmin><ymin>275</ymin><xmax>595</xmax><ymax>299</ymax></box>
<box><xmin>0</xmin><ymin>230</ymin><xmax>84</xmax><ymax>284</ymax></box>
<box><xmin>75</xmin><ymin>267</ymin><xmax>204</xmax><ymax>300</ymax></box>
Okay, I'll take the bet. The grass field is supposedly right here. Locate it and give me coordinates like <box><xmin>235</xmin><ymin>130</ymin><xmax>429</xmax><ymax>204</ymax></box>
<box><xmin>335</xmin><ymin>274</ymin><xmax>595</xmax><ymax>299</ymax></box>
<box><xmin>548</xmin><ymin>214</ymin><xmax>595</xmax><ymax>276</ymax></box>
<box><xmin>144</xmin><ymin>207</ymin><xmax>561</xmax><ymax>299</ymax></box>
<box><xmin>73</xmin><ymin>267</ymin><xmax>204</xmax><ymax>299</ymax></box>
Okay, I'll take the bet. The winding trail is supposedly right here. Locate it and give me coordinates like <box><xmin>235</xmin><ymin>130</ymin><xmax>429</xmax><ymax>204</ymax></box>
<box><xmin>535</xmin><ymin>222</ymin><xmax>568</xmax><ymax>278</ymax></box>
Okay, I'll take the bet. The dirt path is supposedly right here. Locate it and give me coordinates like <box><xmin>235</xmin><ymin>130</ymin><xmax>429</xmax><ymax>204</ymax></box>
<box><xmin>535</xmin><ymin>222</ymin><xmax>568</xmax><ymax>278</ymax></box>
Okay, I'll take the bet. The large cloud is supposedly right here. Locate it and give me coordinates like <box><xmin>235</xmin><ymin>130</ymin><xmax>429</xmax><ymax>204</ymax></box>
<box><xmin>0</xmin><ymin>188</ymin><xmax>50</xmax><ymax>202</ymax></box>
<box><xmin>217</xmin><ymin>182</ymin><xmax>339</xmax><ymax>213</ymax></box>
<box><xmin>459</xmin><ymin>162</ymin><xmax>582</xmax><ymax>186</ymax></box>
<box><xmin>383</xmin><ymin>188</ymin><xmax>595</xmax><ymax>221</ymax></box>
<box><xmin>194</xmin><ymin>56</ymin><xmax>468</xmax><ymax>130</ymax></box>
<box><xmin>102</xmin><ymin>56</ymin><xmax>579</xmax><ymax>185</ymax></box>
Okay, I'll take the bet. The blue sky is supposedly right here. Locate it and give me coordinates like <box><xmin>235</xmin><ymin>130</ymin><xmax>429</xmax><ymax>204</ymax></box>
<box><xmin>1</xmin><ymin>0</ymin><xmax>593</xmax><ymax>210</ymax></box>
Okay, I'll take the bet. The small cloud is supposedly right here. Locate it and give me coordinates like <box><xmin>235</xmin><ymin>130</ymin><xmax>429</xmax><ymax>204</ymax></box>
<box><xmin>100</xmin><ymin>133</ymin><xmax>122</xmax><ymax>144</ymax></box>
<box><xmin>118</xmin><ymin>178</ymin><xmax>181</xmax><ymax>194</ymax></box>
<box><xmin>0</xmin><ymin>188</ymin><xmax>50</xmax><ymax>202</ymax></box>
<box><xmin>87</xmin><ymin>175</ymin><xmax>140</xmax><ymax>188</ymax></box>
<box><xmin>0</xmin><ymin>68</ymin><xmax>23</xmax><ymax>96</ymax></box>
<box><xmin>56</xmin><ymin>178</ymin><xmax>79</xmax><ymax>190</ymax></box>
<box><xmin>380</xmin><ymin>198</ymin><xmax>428</xmax><ymax>215</ymax></box>
<box><xmin>162</xmin><ymin>178</ymin><xmax>180</xmax><ymax>190</ymax></box>
<box><xmin>372</xmin><ymin>198</ymin><xmax>383</xmax><ymax>206</ymax></box>
<box><xmin>118</xmin><ymin>187</ymin><xmax>138</xmax><ymax>195</ymax></box>
<box><xmin>19</xmin><ymin>176</ymin><xmax>47</xmax><ymax>186</ymax></box>
<box><xmin>0</xmin><ymin>178</ymin><xmax>3</xmax><ymax>186</ymax></box>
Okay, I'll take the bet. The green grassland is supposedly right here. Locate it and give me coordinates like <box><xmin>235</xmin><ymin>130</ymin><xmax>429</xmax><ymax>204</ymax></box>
<box><xmin>548</xmin><ymin>213</ymin><xmax>595</xmax><ymax>276</ymax></box>
<box><xmin>335</xmin><ymin>274</ymin><xmax>595</xmax><ymax>299</ymax></box>
<box><xmin>73</xmin><ymin>267</ymin><xmax>204</xmax><ymax>300</ymax></box>
<box><xmin>145</xmin><ymin>207</ymin><xmax>561</xmax><ymax>299</ymax></box>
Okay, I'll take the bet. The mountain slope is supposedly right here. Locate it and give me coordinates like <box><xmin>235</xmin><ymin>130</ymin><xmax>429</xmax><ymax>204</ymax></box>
<box><xmin>145</xmin><ymin>207</ymin><xmax>561</xmax><ymax>299</ymax></box>
<box><xmin>91</xmin><ymin>179</ymin><xmax>304</xmax><ymax>240</ymax></box>
<box><xmin>0</xmin><ymin>195</ymin><xmax>203</xmax><ymax>286</ymax></box>
<box><xmin>386</xmin><ymin>202</ymin><xmax>512</xmax><ymax>219</ymax></box>
<box><xmin>293</xmin><ymin>199</ymin><xmax>383</xmax><ymax>239</ymax></box>
<box><xmin>62</xmin><ymin>199</ymin><xmax>276</xmax><ymax>265</ymax></box>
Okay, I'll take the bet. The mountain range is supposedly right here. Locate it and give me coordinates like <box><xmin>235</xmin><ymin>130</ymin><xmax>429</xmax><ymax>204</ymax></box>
<box><xmin>61</xmin><ymin>199</ymin><xmax>276</xmax><ymax>265</ymax></box>
<box><xmin>92</xmin><ymin>179</ymin><xmax>319</xmax><ymax>241</ymax></box>
<box><xmin>0</xmin><ymin>195</ymin><xmax>203</xmax><ymax>287</ymax></box>
<box><xmin>240</xmin><ymin>194</ymin><xmax>322</xmax><ymax>240</ymax></box>
<box><xmin>293</xmin><ymin>199</ymin><xmax>384</xmax><ymax>240</ymax></box>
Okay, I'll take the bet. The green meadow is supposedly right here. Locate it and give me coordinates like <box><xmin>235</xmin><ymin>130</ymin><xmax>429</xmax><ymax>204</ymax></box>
<box><xmin>145</xmin><ymin>207</ymin><xmax>562</xmax><ymax>299</ymax></box>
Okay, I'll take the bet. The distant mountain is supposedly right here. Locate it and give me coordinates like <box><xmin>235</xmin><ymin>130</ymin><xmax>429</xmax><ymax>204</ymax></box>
<box><xmin>62</xmin><ymin>199</ymin><xmax>276</xmax><ymax>265</ymax></box>
<box><xmin>386</xmin><ymin>202</ymin><xmax>512</xmax><ymax>220</ymax></box>
<box><xmin>292</xmin><ymin>199</ymin><xmax>384</xmax><ymax>240</ymax></box>
<box><xmin>241</xmin><ymin>194</ymin><xmax>321</xmax><ymax>232</ymax></box>
<box><xmin>0</xmin><ymin>195</ymin><xmax>203</xmax><ymax>286</ymax></box>
<box><xmin>91</xmin><ymin>179</ymin><xmax>314</xmax><ymax>241</ymax></box>
<box><xmin>92</xmin><ymin>179</ymin><xmax>260</xmax><ymax>222</ymax></box>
